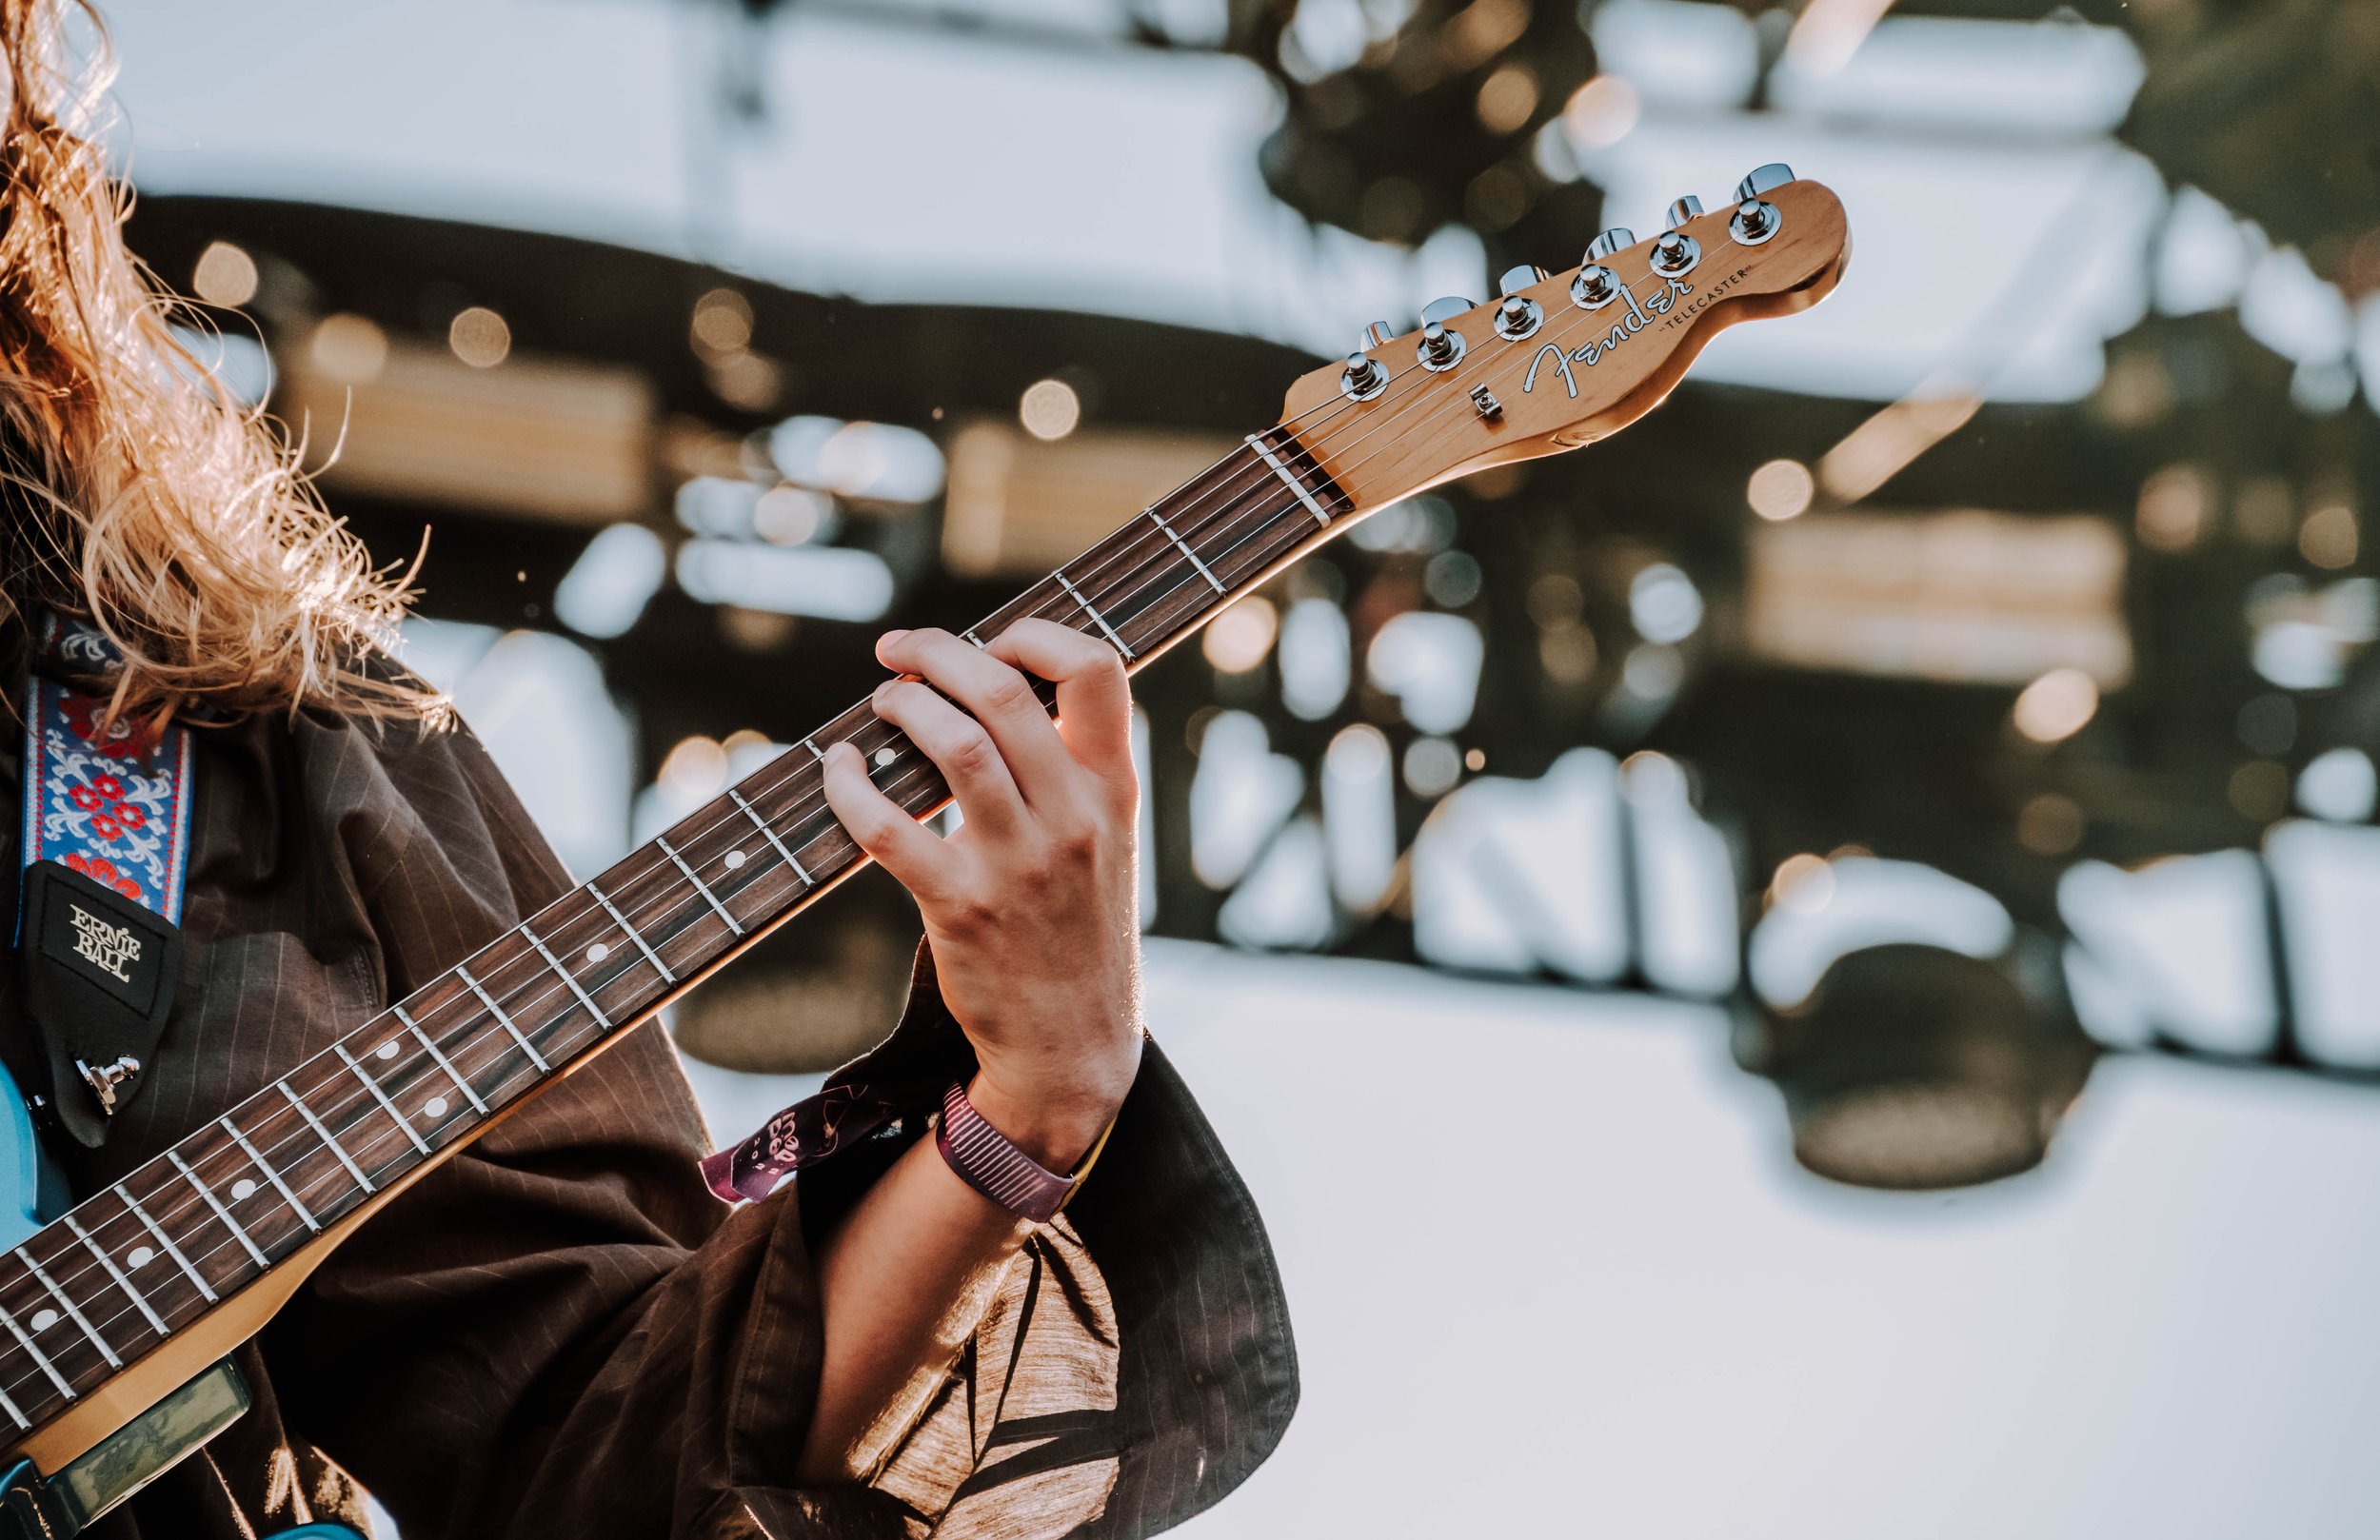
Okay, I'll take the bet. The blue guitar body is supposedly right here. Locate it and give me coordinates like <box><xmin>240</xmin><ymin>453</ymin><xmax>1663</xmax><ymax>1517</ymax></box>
<box><xmin>0</xmin><ymin>1062</ymin><xmax>354</xmax><ymax>1538</ymax></box>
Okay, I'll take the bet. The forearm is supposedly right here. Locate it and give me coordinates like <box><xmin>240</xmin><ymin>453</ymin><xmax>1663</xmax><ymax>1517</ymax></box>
<box><xmin>802</xmin><ymin>618</ymin><xmax>1144</xmax><ymax>1483</ymax></box>
<box><xmin>794</xmin><ymin>1076</ymin><xmax>1112</xmax><ymax>1483</ymax></box>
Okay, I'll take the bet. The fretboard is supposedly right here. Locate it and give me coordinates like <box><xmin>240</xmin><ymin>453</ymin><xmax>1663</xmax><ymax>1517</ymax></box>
<box><xmin>0</xmin><ymin>425</ymin><xmax>1354</xmax><ymax>1437</ymax></box>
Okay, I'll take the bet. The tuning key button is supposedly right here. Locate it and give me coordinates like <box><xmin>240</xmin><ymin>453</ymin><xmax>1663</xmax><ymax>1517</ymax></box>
<box><xmin>1418</xmin><ymin>296</ymin><xmax>1476</xmax><ymax>326</ymax></box>
<box><xmin>1340</xmin><ymin>351</ymin><xmax>1389</xmax><ymax>402</ymax></box>
<box><xmin>1497</xmin><ymin>264</ymin><xmax>1550</xmax><ymax>297</ymax></box>
<box><xmin>1585</xmin><ymin>227</ymin><xmax>1636</xmax><ymax>261</ymax></box>
<box><xmin>1650</xmin><ymin>229</ymin><xmax>1701</xmax><ymax>277</ymax></box>
<box><xmin>1730</xmin><ymin>196</ymin><xmax>1780</xmax><ymax>246</ymax></box>
<box><xmin>1570</xmin><ymin>263</ymin><xmax>1621</xmax><ymax>310</ymax></box>
<box><xmin>1666</xmin><ymin>195</ymin><xmax>1704</xmax><ymax>229</ymax></box>
<box><xmin>1360</xmin><ymin>321</ymin><xmax>1397</xmax><ymax>350</ymax></box>
<box><xmin>1735</xmin><ymin>163</ymin><xmax>1795</xmax><ymax>202</ymax></box>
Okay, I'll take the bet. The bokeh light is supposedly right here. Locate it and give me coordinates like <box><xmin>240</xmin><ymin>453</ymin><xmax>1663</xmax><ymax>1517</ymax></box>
<box><xmin>2013</xmin><ymin>668</ymin><xmax>2099</xmax><ymax>743</ymax></box>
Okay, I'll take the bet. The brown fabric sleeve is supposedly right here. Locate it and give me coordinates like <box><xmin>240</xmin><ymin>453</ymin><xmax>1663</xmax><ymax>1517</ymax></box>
<box><xmin>43</xmin><ymin>705</ymin><xmax>906</xmax><ymax>1538</ymax></box>
<box><xmin>14</xmin><ymin>686</ymin><xmax>1293</xmax><ymax>1540</ymax></box>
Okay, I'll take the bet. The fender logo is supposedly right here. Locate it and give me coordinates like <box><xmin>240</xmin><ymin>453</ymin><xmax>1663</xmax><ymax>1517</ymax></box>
<box><xmin>1522</xmin><ymin>275</ymin><xmax>1697</xmax><ymax>399</ymax></box>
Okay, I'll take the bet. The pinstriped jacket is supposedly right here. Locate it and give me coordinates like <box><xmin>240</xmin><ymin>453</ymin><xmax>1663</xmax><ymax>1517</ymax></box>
<box><xmin>0</xmin><ymin>668</ymin><xmax>1297</xmax><ymax>1537</ymax></box>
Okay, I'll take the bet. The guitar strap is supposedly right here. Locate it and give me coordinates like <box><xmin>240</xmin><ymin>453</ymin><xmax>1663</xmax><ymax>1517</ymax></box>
<box><xmin>13</xmin><ymin>615</ymin><xmax>191</xmax><ymax>1149</ymax></box>
<box><xmin>2</xmin><ymin>627</ymin><xmax>363</xmax><ymax>1540</ymax></box>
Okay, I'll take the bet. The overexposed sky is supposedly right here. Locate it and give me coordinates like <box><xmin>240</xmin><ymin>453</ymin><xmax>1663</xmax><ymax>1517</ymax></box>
<box><xmin>101</xmin><ymin>0</ymin><xmax>2157</xmax><ymax>400</ymax></box>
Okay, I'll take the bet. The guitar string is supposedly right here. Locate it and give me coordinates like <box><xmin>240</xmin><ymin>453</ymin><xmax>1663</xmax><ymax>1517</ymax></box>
<box><xmin>0</xmin><ymin>409</ymin><xmax>1394</xmax><ymax>1377</ymax></box>
<box><xmin>0</xmin><ymin>247</ymin><xmax>1758</xmax><ymax>1392</ymax></box>
<box><xmin>0</xmin><ymin>250</ymin><xmax>1714</xmax><ymax>1371</ymax></box>
<box><xmin>0</xmin><ymin>250</ymin><xmax>1713</xmax><ymax>1377</ymax></box>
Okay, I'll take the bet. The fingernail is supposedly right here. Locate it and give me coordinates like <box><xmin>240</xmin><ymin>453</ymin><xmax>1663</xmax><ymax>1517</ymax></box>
<box><xmin>879</xmin><ymin>628</ymin><xmax>910</xmax><ymax>649</ymax></box>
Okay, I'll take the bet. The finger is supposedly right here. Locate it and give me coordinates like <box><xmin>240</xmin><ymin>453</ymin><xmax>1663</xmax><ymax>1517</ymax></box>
<box><xmin>876</xmin><ymin>627</ymin><xmax>1077</xmax><ymax>800</ymax></box>
<box><xmin>821</xmin><ymin>740</ymin><xmax>951</xmax><ymax>899</ymax></box>
<box><xmin>987</xmin><ymin>618</ymin><xmax>1132</xmax><ymax>771</ymax></box>
<box><xmin>871</xmin><ymin>678</ymin><xmax>1023</xmax><ymax>835</ymax></box>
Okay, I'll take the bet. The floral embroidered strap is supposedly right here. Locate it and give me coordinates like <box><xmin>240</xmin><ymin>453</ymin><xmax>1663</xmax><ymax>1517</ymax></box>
<box><xmin>18</xmin><ymin>616</ymin><xmax>194</xmax><ymax>926</ymax></box>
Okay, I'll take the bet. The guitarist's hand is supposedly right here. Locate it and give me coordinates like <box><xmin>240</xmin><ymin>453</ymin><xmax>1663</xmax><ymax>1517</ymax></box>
<box><xmin>822</xmin><ymin>620</ymin><xmax>1142</xmax><ymax>1170</ymax></box>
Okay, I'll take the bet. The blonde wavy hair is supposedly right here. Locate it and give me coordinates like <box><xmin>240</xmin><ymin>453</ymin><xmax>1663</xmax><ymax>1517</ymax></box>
<box><xmin>0</xmin><ymin>0</ymin><xmax>435</xmax><ymax>728</ymax></box>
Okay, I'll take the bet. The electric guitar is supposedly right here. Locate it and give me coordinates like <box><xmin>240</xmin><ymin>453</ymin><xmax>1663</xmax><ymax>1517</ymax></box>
<box><xmin>0</xmin><ymin>167</ymin><xmax>1847</xmax><ymax>1535</ymax></box>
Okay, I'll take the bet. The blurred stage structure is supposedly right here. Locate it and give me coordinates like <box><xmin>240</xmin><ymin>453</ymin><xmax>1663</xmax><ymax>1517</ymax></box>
<box><xmin>123</xmin><ymin>0</ymin><xmax>2380</xmax><ymax>1193</ymax></box>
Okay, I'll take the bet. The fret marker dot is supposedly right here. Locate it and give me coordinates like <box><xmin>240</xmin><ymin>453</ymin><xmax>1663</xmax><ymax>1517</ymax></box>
<box><xmin>29</xmin><ymin>1310</ymin><xmax>56</xmax><ymax>1333</ymax></box>
<box><xmin>377</xmin><ymin>1041</ymin><xmax>400</xmax><ymax>1060</ymax></box>
<box><xmin>724</xmin><ymin>849</ymin><xmax>745</xmax><ymax>869</ymax></box>
<box><xmin>874</xmin><ymin>747</ymin><xmax>898</xmax><ymax>768</ymax></box>
<box><xmin>425</xmin><ymin>1096</ymin><xmax>449</xmax><ymax>1118</ymax></box>
<box><xmin>585</xmin><ymin>943</ymin><xmax>610</xmax><ymax>964</ymax></box>
<box><xmin>230</xmin><ymin>1179</ymin><xmax>257</xmax><ymax>1201</ymax></box>
<box><xmin>128</xmin><ymin>1247</ymin><xmax>154</xmax><ymax>1270</ymax></box>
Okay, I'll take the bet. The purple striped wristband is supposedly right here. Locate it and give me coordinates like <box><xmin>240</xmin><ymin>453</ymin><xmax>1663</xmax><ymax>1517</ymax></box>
<box><xmin>936</xmin><ymin>1080</ymin><xmax>1086</xmax><ymax>1224</ymax></box>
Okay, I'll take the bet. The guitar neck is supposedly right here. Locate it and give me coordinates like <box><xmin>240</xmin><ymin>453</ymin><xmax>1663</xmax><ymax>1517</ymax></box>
<box><xmin>0</xmin><ymin>166</ymin><xmax>1852</xmax><ymax>1457</ymax></box>
<box><xmin>0</xmin><ymin>425</ymin><xmax>1356</xmax><ymax>1439</ymax></box>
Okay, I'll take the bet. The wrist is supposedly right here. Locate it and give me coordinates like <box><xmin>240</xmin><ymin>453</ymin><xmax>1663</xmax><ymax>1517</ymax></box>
<box><xmin>966</xmin><ymin>1058</ymin><xmax>1132</xmax><ymax>1172</ymax></box>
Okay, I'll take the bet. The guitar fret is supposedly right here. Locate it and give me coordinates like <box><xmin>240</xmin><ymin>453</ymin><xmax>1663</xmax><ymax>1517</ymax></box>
<box><xmin>457</xmin><ymin>965</ymin><xmax>553</xmax><ymax>1074</ymax></box>
<box><xmin>220</xmin><ymin>1117</ymin><xmax>319</xmax><ymax>1234</ymax></box>
<box><xmin>0</xmin><ymin>1299</ymin><xmax>72</xmax><ymax>1400</ymax></box>
<box><xmin>394</xmin><ymin>1007</ymin><xmax>491</xmax><ymax>1116</ymax></box>
<box><xmin>168</xmin><ymin>1152</ymin><xmax>268</xmax><ymax>1268</ymax></box>
<box><xmin>278</xmin><ymin>1081</ymin><xmax>374</xmax><ymax>1195</ymax></box>
<box><xmin>16</xmin><ymin>1246</ymin><xmax>119</xmax><ymax>1369</ymax></box>
<box><xmin>728</xmin><ymin>788</ymin><xmax>811</xmax><ymax>884</ymax></box>
<box><xmin>63</xmin><ymin>1216</ymin><xmax>166</xmax><ymax>1338</ymax></box>
<box><xmin>658</xmin><ymin>836</ymin><xmax>744</xmax><ymax>937</ymax></box>
<box><xmin>1054</xmin><ymin>571</ymin><xmax>1135</xmax><ymax>659</ymax></box>
<box><xmin>1148</xmin><ymin>508</ymin><xmax>1225</xmax><ymax>594</ymax></box>
<box><xmin>1245</xmin><ymin>434</ymin><xmax>1331</xmax><ymax>525</ymax></box>
<box><xmin>521</xmin><ymin>922</ymin><xmax>613</xmax><ymax>1030</ymax></box>
<box><xmin>334</xmin><ymin>1044</ymin><xmax>428</xmax><ymax>1156</ymax></box>
<box><xmin>0</xmin><ymin>399</ymin><xmax>1374</xmax><ymax>1441</ymax></box>
<box><xmin>115</xmin><ymin>1182</ymin><xmax>215</xmax><ymax>1304</ymax></box>
<box><xmin>587</xmin><ymin>883</ymin><xmax>675</xmax><ymax>983</ymax></box>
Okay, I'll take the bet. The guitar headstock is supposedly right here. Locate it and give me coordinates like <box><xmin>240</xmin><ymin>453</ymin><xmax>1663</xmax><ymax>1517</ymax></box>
<box><xmin>1281</xmin><ymin>165</ymin><xmax>1849</xmax><ymax>510</ymax></box>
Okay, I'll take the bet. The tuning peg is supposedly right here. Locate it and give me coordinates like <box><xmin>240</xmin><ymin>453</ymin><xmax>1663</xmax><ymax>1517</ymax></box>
<box><xmin>1730</xmin><ymin>195</ymin><xmax>1780</xmax><ymax>246</ymax></box>
<box><xmin>1570</xmin><ymin>263</ymin><xmax>1620</xmax><ymax>310</ymax></box>
<box><xmin>1497</xmin><ymin>264</ymin><xmax>1549</xmax><ymax>297</ymax></box>
<box><xmin>1417</xmin><ymin>296</ymin><xmax>1473</xmax><ymax>370</ymax></box>
<box><xmin>1585</xmin><ymin>227</ymin><xmax>1636</xmax><ymax>261</ymax></box>
<box><xmin>1666</xmin><ymin>196</ymin><xmax>1704</xmax><ymax>230</ymax></box>
<box><xmin>1494</xmin><ymin>268</ymin><xmax>1547</xmax><ymax>341</ymax></box>
<box><xmin>1340</xmin><ymin>351</ymin><xmax>1389</xmax><ymax>402</ymax></box>
<box><xmin>1359</xmin><ymin>321</ymin><xmax>1396</xmax><ymax>351</ymax></box>
<box><xmin>1735</xmin><ymin>163</ymin><xmax>1795</xmax><ymax>202</ymax></box>
<box><xmin>1650</xmin><ymin>228</ymin><xmax>1700</xmax><ymax>277</ymax></box>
